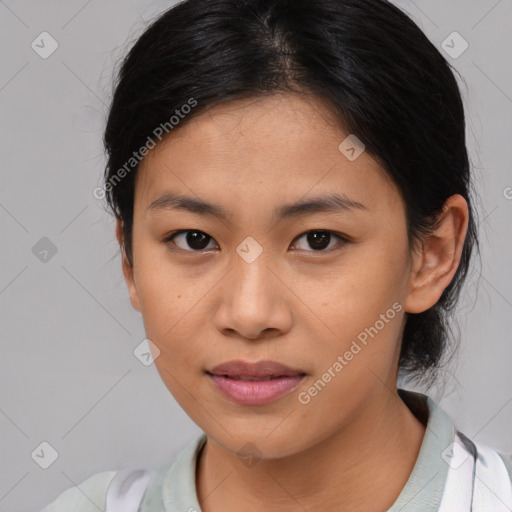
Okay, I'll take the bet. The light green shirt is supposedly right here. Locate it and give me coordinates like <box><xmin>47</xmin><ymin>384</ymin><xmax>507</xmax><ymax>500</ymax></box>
<box><xmin>42</xmin><ymin>389</ymin><xmax>512</xmax><ymax>511</ymax></box>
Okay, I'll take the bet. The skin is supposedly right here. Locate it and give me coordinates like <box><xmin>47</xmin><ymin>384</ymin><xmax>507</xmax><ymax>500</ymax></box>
<box><xmin>116</xmin><ymin>92</ymin><xmax>469</xmax><ymax>511</ymax></box>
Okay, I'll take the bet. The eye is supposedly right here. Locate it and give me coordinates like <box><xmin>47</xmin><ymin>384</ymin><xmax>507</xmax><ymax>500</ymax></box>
<box><xmin>164</xmin><ymin>230</ymin><xmax>219</xmax><ymax>252</ymax></box>
<box><xmin>291</xmin><ymin>230</ymin><xmax>347</xmax><ymax>252</ymax></box>
<box><xmin>163</xmin><ymin>229</ymin><xmax>348</xmax><ymax>254</ymax></box>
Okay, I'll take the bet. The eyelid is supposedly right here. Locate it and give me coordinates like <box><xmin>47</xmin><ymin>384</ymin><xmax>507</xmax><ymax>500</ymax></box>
<box><xmin>163</xmin><ymin>229</ymin><xmax>219</xmax><ymax>252</ymax></box>
<box><xmin>290</xmin><ymin>230</ymin><xmax>348</xmax><ymax>253</ymax></box>
<box><xmin>164</xmin><ymin>229</ymin><xmax>350</xmax><ymax>254</ymax></box>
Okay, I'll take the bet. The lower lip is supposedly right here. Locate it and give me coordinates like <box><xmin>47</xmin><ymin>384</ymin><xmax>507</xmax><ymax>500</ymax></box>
<box><xmin>208</xmin><ymin>374</ymin><xmax>305</xmax><ymax>405</ymax></box>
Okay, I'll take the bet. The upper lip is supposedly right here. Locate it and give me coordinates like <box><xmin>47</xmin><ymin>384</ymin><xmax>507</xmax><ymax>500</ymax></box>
<box><xmin>207</xmin><ymin>360</ymin><xmax>306</xmax><ymax>378</ymax></box>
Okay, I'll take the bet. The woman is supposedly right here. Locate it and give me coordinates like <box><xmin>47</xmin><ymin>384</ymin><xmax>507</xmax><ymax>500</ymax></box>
<box><xmin>43</xmin><ymin>0</ymin><xmax>512</xmax><ymax>510</ymax></box>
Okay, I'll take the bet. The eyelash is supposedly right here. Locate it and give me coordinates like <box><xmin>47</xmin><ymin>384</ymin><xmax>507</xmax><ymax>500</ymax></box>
<box><xmin>162</xmin><ymin>229</ymin><xmax>349</xmax><ymax>254</ymax></box>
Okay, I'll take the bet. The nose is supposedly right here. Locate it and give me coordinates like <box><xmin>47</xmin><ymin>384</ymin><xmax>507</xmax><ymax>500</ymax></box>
<box><xmin>212</xmin><ymin>252</ymin><xmax>293</xmax><ymax>341</ymax></box>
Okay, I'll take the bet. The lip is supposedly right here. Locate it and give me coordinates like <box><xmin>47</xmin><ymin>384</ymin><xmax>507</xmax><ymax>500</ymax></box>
<box><xmin>206</xmin><ymin>360</ymin><xmax>307</xmax><ymax>406</ymax></box>
<box><xmin>207</xmin><ymin>359</ymin><xmax>306</xmax><ymax>378</ymax></box>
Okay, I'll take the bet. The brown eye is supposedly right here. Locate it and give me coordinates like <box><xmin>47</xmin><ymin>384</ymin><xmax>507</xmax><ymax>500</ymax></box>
<box><xmin>292</xmin><ymin>230</ymin><xmax>346</xmax><ymax>252</ymax></box>
<box><xmin>166</xmin><ymin>230</ymin><xmax>218</xmax><ymax>251</ymax></box>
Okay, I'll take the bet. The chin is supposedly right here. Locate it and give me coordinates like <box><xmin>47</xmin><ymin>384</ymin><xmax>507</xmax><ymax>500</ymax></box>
<box><xmin>206</xmin><ymin>426</ymin><xmax>310</xmax><ymax>462</ymax></box>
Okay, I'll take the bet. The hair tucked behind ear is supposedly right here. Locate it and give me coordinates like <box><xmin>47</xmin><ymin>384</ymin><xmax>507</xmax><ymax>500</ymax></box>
<box><xmin>103</xmin><ymin>0</ymin><xmax>479</xmax><ymax>389</ymax></box>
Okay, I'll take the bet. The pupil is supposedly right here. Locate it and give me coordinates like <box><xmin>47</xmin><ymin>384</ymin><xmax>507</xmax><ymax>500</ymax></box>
<box><xmin>187</xmin><ymin>231</ymin><xmax>210</xmax><ymax>250</ymax></box>
<box><xmin>184</xmin><ymin>231</ymin><xmax>331</xmax><ymax>251</ymax></box>
<box><xmin>307</xmin><ymin>231</ymin><xmax>330</xmax><ymax>250</ymax></box>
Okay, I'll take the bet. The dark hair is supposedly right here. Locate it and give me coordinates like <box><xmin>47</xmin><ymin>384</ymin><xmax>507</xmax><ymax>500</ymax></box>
<box><xmin>103</xmin><ymin>0</ymin><xmax>479</xmax><ymax>388</ymax></box>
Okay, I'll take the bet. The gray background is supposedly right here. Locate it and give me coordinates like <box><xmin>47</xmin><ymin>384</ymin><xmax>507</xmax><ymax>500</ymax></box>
<box><xmin>0</xmin><ymin>1</ymin><xmax>511</xmax><ymax>510</ymax></box>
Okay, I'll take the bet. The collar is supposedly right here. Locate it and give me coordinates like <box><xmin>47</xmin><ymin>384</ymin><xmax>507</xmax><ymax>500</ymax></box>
<box><xmin>156</xmin><ymin>389</ymin><xmax>455</xmax><ymax>512</ymax></box>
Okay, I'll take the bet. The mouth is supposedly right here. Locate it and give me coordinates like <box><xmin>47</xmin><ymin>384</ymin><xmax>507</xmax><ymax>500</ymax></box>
<box><xmin>208</xmin><ymin>374</ymin><xmax>301</xmax><ymax>381</ymax></box>
<box><xmin>207</xmin><ymin>359</ymin><xmax>306</xmax><ymax>379</ymax></box>
<box><xmin>205</xmin><ymin>360</ymin><xmax>307</xmax><ymax>405</ymax></box>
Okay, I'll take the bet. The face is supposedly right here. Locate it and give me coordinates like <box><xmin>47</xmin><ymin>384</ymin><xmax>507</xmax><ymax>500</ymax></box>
<box><xmin>120</xmin><ymin>93</ymin><xmax>421</xmax><ymax>459</ymax></box>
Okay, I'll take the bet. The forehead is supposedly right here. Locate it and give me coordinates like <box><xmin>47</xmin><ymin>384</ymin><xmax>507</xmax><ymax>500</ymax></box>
<box><xmin>135</xmin><ymin>93</ymin><xmax>400</xmax><ymax>216</ymax></box>
<box><xmin>142</xmin><ymin>93</ymin><xmax>346</xmax><ymax>166</ymax></box>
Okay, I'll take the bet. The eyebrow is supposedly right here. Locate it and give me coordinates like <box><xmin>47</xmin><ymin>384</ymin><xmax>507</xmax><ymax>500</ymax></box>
<box><xmin>147</xmin><ymin>192</ymin><xmax>368</xmax><ymax>221</ymax></box>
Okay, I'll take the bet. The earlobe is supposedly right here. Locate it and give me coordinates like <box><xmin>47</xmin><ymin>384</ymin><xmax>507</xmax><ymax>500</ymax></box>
<box><xmin>115</xmin><ymin>218</ymin><xmax>141</xmax><ymax>312</ymax></box>
<box><xmin>404</xmin><ymin>194</ymin><xmax>469</xmax><ymax>314</ymax></box>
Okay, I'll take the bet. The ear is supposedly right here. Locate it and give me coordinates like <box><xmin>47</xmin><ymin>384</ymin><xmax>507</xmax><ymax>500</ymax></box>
<box><xmin>404</xmin><ymin>194</ymin><xmax>469</xmax><ymax>314</ymax></box>
<box><xmin>115</xmin><ymin>218</ymin><xmax>141</xmax><ymax>312</ymax></box>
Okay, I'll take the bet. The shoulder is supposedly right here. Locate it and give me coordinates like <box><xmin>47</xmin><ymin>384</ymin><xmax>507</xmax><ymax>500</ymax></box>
<box><xmin>467</xmin><ymin>435</ymin><xmax>512</xmax><ymax>486</ymax></box>
<box><xmin>497</xmin><ymin>450</ymin><xmax>512</xmax><ymax>482</ymax></box>
<box><xmin>41</xmin><ymin>470</ymin><xmax>117</xmax><ymax>512</ymax></box>
<box><xmin>473</xmin><ymin>442</ymin><xmax>512</xmax><ymax>509</ymax></box>
<box><xmin>40</xmin><ymin>434</ymin><xmax>207</xmax><ymax>512</ymax></box>
<box><xmin>450</xmin><ymin>434</ymin><xmax>512</xmax><ymax>510</ymax></box>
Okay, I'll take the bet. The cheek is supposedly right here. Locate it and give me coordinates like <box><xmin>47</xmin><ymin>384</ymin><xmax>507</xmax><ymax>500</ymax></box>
<box><xmin>133</xmin><ymin>251</ymin><xmax>215</xmax><ymax>366</ymax></box>
<box><xmin>134</xmin><ymin>240</ymin><xmax>187</xmax><ymax>316</ymax></box>
<box><xmin>303</xmin><ymin>236</ymin><xmax>408</xmax><ymax>376</ymax></box>
<box><xmin>132</xmin><ymin>251</ymin><xmax>189</xmax><ymax>359</ymax></box>
<box><xmin>320</xmin><ymin>242</ymin><xmax>407</xmax><ymax>323</ymax></box>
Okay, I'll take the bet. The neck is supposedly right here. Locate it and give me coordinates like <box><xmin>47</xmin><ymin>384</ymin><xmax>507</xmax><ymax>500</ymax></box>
<box><xmin>196</xmin><ymin>389</ymin><xmax>426</xmax><ymax>512</ymax></box>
